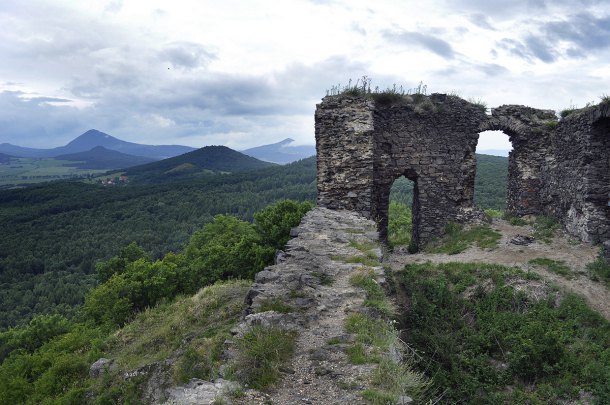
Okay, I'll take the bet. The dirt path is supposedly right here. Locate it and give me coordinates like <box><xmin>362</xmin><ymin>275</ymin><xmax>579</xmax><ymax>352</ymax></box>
<box><xmin>386</xmin><ymin>218</ymin><xmax>610</xmax><ymax>321</ymax></box>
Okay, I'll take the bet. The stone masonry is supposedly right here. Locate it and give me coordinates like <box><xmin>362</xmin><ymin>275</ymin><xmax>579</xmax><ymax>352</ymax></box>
<box><xmin>315</xmin><ymin>93</ymin><xmax>610</xmax><ymax>248</ymax></box>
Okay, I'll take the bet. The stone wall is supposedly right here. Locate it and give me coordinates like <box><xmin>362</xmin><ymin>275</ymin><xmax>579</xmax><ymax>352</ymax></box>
<box><xmin>542</xmin><ymin>102</ymin><xmax>610</xmax><ymax>243</ymax></box>
<box><xmin>316</xmin><ymin>93</ymin><xmax>610</xmax><ymax>248</ymax></box>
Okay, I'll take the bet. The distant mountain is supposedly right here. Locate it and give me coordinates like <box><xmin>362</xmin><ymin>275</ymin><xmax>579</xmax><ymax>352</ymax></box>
<box><xmin>0</xmin><ymin>129</ymin><xmax>196</xmax><ymax>160</ymax></box>
<box><xmin>0</xmin><ymin>153</ymin><xmax>14</xmax><ymax>164</ymax></box>
<box><xmin>242</xmin><ymin>138</ymin><xmax>316</xmax><ymax>164</ymax></box>
<box><xmin>0</xmin><ymin>143</ymin><xmax>49</xmax><ymax>158</ymax></box>
<box><xmin>126</xmin><ymin>145</ymin><xmax>276</xmax><ymax>181</ymax></box>
<box><xmin>477</xmin><ymin>149</ymin><xmax>510</xmax><ymax>157</ymax></box>
<box><xmin>55</xmin><ymin>146</ymin><xmax>156</xmax><ymax>170</ymax></box>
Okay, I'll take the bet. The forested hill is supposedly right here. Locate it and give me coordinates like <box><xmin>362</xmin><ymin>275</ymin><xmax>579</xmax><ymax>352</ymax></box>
<box><xmin>0</xmin><ymin>157</ymin><xmax>316</xmax><ymax>329</ymax></box>
<box><xmin>0</xmin><ymin>153</ymin><xmax>12</xmax><ymax>164</ymax></box>
<box><xmin>125</xmin><ymin>145</ymin><xmax>276</xmax><ymax>183</ymax></box>
<box><xmin>55</xmin><ymin>146</ymin><xmax>156</xmax><ymax>169</ymax></box>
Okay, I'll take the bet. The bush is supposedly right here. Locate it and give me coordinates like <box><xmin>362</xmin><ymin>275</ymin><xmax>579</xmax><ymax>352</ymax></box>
<box><xmin>185</xmin><ymin>214</ymin><xmax>271</xmax><ymax>285</ymax></box>
<box><xmin>0</xmin><ymin>314</ymin><xmax>72</xmax><ymax>362</ymax></box>
<box><xmin>254</xmin><ymin>200</ymin><xmax>313</xmax><ymax>250</ymax></box>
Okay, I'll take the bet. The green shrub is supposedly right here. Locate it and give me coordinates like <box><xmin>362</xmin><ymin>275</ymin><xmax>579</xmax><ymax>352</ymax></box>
<box><xmin>0</xmin><ymin>314</ymin><xmax>72</xmax><ymax>362</ymax></box>
<box><xmin>254</xmin><ymin>200</ymin><xmax>313</xmax><ymax>251</ymax></box>
<box><xmin>560</xmin><ymin>108</ymin><xmax>579</xmax><ymax>118</ymax></box>
<box><xmin>543</xmin><ymin>120</ymin><xmax>559</xmax><ymax>130</ymax></box>
<box><xmin>397</xmin><ymin>262</ymin><xmax>610</xmax><ymax>403</ymax></box>
<box><xmin>502</xmin><ymin>212</ymin><xmax>529</xmax><ymax>226</ymax></box>
<box><xmin>467</xmin><ymin>97</ymin><xmax>487</xmax><ymax>113</ymax></box>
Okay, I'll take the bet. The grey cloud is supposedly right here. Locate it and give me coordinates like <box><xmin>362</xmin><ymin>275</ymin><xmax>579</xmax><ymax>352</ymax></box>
<box><xmin>469</xmin><ymin>13</ymin><xmax>495</xmax><ymax>30</ymax></box>
<box><xmin>26</xmin><ymin>96</ymin><xmax>73</xmax><ymax>104</ymax></box>
<box><xmin>435</xmin><ymin>60</ymin><xmax>508</xmax><ymax>78</ymax></box>
<box><xmin>0</xmin><ymin>91</ymin><xmax>85</xmax><ymax>146</ymax></box>
<box><xmin>1</xmin><ymin>53</ymin><xmax>373</xmax><ymax>148</ymax></box>
<box><xmin>383</xmin><ymin>30</ymin><xmax>455</xmax><ymax>58</ymax></box>
<box><xmin>476</xmin><ymin>63</ymin><xmax>508</xmax><ymax>76</ymax></box>
<box><xmin>497</xmin><ymin>12</ymin><xmax>610</xmax><ymax>63</ymax></box>
<box><xmin>161</xmin><ymin>42</ymin><xmax>216</xmax><ymax>70</ymax></box>
<box><xmin>524</xmin><ymin>35</ymin><xmax>557</xmax><ymax>63</ymax></box>
<box><xmin>498</xmin><ymin>38</ymin><xmax>534</xmax><ymax>62</ymax></box>
<box><xmin>351</xmin><ymin>23</ymin><xmax>366</xmax><ymax>36</ymax></box>
<box><xmin>443</xmin><ymin>0</ymin><xmax>547</xmax><ymax>19</ymax></box>
<box><xmin>544</xmin><ymin>13</ymin><xmax>610</xmax><ymax>52</ymax></box>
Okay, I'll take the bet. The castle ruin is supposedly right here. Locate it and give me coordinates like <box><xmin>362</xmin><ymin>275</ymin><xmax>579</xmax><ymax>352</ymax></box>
<box><xmin>315</xmin><ymin>93</ymin><xmax>610</xmax><ymax>249</ymax></box>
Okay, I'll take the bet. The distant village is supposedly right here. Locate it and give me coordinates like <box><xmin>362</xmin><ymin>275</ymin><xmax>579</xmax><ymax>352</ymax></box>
<box><xmin>98</xmin><ymin>174</ymin><xmax>129</xmax><ymax>186</ymax></box>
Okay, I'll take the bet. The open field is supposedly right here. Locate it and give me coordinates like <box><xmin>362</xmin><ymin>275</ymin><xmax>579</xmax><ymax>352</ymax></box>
<box><xmin>0</xmin><ymin>157</ymin><xmax>107</xmax><ymax>187</ymax></box>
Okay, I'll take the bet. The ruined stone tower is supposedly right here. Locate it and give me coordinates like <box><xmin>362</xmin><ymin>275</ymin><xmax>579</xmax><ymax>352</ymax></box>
<box><xmin>315</xmin><ymin>92</ymin><xmax>610</xmax><ymax>249</ymax></box>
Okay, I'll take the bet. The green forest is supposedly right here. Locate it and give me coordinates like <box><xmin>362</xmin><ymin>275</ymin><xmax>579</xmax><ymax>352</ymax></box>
<box><xmin>0</xmin><ymin>153</ymin><xmax>507</xmax><ymax>330</ymax></box>
<box><xmin>0</xmin><ymin>158</ymin><xmax>316</xmax><ymax>329</ymax></box>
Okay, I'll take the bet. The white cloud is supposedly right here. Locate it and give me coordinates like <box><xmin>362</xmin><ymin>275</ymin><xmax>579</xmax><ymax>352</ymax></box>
<box><xmin>0</xmin><ymin>0</ymin><xmax>608</xmax><ymax>150</ymax></box>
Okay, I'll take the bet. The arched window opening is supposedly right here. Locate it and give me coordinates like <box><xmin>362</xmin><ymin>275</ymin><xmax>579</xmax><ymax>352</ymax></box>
<box><xmin>475</xmin><ymin>131</ymin><xmax>510</xmax><ymax>213</ymax></box>
<box><xmin>388</xmin><ymin>175</ymin><xmax>416</xmax><ymax>251</ymax></box>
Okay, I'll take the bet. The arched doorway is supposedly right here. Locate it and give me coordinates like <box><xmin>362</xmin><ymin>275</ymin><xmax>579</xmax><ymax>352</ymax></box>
<box><xmin>474</xmin><ymin>131</ymin><xmax>510</xmax><ymax>212</ymax></box>
<box><xmin>388</xmin><ymin>175</ymin><xmax>416</xmax><ymax>250</ymax></box>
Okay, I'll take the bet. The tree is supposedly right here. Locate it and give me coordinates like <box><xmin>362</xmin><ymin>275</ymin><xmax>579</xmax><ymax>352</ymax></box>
<box><xmin>254</xmin><ymin>200</ymin><xmax>314</xmax><ymax>250</ymax></box>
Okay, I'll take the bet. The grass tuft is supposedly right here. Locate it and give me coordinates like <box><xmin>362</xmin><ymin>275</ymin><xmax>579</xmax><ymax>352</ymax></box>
<box><xmin>532</xmin><ymin>215</ymin><xmax>559</xmax><ymax>243</ymax></box>
<box><xmin>529</xmin><ymin>258</ymin><xmax>572</xmax><ymax>278</ymax></box>
<box><xmin>350</xmin><ymin>270</ymin><xmax>395</xmax><ymax>316</ymax></box>
<box><xmin>484</xmin><ymin>209</ymin><xmax>504</xmax><ymax>219</ymax></box>
<box><xmin>426</xmin><ymin>223</ymin><xmax>501</xmax><ymax>254</ymax></box>
<box><xmin>257</xmin><ymin>298</ymin><xmax>293</xmax><ymax>314</ymax></box>
<box><xmin>311</xmin><ymin>271</ymin><xmax>334</xmax><ymax>286</ymax></box>
<box><xmin>586</xmin><ymin>253</ymin><xmax>610</xmax><ymax>286</ymax></box>
<box><xmin>232</xmin><ymin>325</ymin><xmax>296</xmax><ymax>390</ymax></box>
<box><xmin>502</xmin><ymin>212</ymin><xmax>529</xmax><ymax>226</ymax></box>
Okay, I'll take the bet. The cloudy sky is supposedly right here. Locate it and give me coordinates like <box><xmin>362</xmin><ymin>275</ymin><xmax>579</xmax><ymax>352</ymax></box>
<box><xmin>0</xmin><ymin>0</ymin><xmax>609</xmax><ymax>151</ymax></box>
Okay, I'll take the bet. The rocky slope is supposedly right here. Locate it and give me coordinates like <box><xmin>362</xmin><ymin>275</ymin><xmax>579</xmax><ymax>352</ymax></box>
<box><xmin>164</xmin><ymin>208</ymin><xmax>416</xmax><ymax>404</ymax></box>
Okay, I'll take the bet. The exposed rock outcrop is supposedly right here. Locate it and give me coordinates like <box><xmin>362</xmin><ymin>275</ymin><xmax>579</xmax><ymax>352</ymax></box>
<box><xmin>163</xmin><ymin>207</ymin><xmax>405</xmax><ymax>404</ymax></box>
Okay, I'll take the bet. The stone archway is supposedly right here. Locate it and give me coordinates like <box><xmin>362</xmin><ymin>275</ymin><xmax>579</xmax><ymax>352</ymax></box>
<box><xmin>478</xmin><ymin>105</ymin><xmax>557</xmax><ymax>216</ymax></box>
